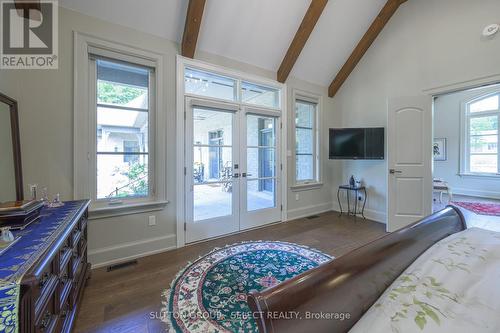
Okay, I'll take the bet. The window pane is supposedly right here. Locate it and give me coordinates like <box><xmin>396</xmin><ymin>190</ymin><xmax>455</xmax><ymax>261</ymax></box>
<box><xmin>193</xmin><ymin>108</ymin><xmax>233</xmax><ymax>146</ymax></box>
<box><xmin>97</xmin><ymin>59</ymin><xmax>149</xmax><ymax>108</ymax></box>
<box><xmin>470</xmin><ymin>154</ymin><xmax>498</xmax><ymax>173</ymax></box>
<box><xmin>97</xmin><ymin>108</ymin><xmax>148</xmax><ymax>153</ymax></box>
<box><xmin>296</xmin><ymin>101</ymin><xmax>315</xmax><ymax>128</ymax></box>
<box><xmin>470</xmin><ymin>95</ymin><xmax>499</xmax><ymax>113</ymax></box>
<box><xmin>193</xmin><ymin>147</ymin><xmax>232</xmax><ymax>183</ymax></box>
<box><xmin>97</xmin><ymin>154</ymin><xmax>148</xmax><ymax>199</ymax></box>
<box><xmin>241</xmin><ymin>82</ymin><xmax>280</xmax><ymax>108</ymax></box>
<box><xmin>296</xmin><ymin>128</ymin><xmax>313</xmax><ymax>154</ymax></box>
<box><xmin>185</xmin><ymin>68</ymin><xmax>236</xmax><ymax>101</ymax></box>
<box><xmin>296</xmin><ymin>155</ymin><xmax>314</xmax><ymax>181</ymax></box>
<box><xmin>470</xmin><ymin>135</ymin><xmax>498</xmax><ymax>153</ymax></box>
<box><xmin>247</xmin><ymin>148</ymin><xmax>276</xmax><ymax>178</ymax></box>
<box><xmin>194</xmin><ymin>183</ymin><xmax>232</xmax><ymax>221</ymax></box>
<box><xmin>246</xmin><ymin>115</ymin><xmax>275</xmax><ymax>147</ymax></box>
<box><xmin>470</xmin><ymin>116</ymin><xmax>498</xmax><ymax>136</ymax></box>
<box><xmin>247</xmin><ymin>179</ymin><xmax>275</xmax><ymax>211</ymax></box>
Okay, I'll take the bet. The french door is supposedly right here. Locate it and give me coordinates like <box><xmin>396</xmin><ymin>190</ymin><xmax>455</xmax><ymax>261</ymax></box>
<box><xmin>185</xmin><ymin>98</ymin><xmax>282</xmax><ymax>243</ymax></box>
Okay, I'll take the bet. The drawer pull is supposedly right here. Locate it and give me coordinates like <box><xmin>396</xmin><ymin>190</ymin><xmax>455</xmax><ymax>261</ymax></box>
<box><xmin>39</xmin><ymin>272</ymin><xmax>50</xmax><ymax>289</ymax></box>
<box><xmin>39</xmin><ymin>311</ymin><xmax>51</xmax><ymax>330</ymax></box>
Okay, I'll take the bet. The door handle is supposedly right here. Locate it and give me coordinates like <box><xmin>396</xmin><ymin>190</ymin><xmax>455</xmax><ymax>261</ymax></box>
<box><xmin>241</xmin><ymin>173</ymin><xmax>253</xmax><ymax>178</ymax></box>
<box><xmin>233</xmin><ymin>173</ymin><xmax>240</xmax><ymax>178</ymax></box>
<box><xmin>389</xmin><ymin>169</ymin><xmax>403</xmax><ymax>174</ymax></box>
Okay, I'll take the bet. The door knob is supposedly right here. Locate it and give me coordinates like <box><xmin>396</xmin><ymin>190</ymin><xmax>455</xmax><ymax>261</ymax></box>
<box><xmin>389</xmin><ymin>169</ymin><xmax>402</xmax><ymax>174</ymax></box>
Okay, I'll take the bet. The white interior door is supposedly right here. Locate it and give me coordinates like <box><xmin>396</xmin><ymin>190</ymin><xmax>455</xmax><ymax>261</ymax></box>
<box><xmin>185</xmin><ymin>99</ymin><xmax>240</xmax><ymax>243</ymax></box>
<box><xmin>387</xmin><ymin>96</ymin><xmax>432</xmax><ymax>232</ymax></box>
<box><xmin>240</xmin><ymin>109</ymin><xmax>282</xmax><ymax>230</ymax></box>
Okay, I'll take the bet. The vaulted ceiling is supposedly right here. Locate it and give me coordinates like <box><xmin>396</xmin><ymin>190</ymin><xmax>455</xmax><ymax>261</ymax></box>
<box><xmin>59</xmin><ymin>0</ymin><xmax>391</xmax><ymax>88</ymax></box>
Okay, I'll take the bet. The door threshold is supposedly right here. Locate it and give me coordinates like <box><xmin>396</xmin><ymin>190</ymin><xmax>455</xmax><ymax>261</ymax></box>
<box><xmin>185</xmin><ymin>220</ymin><xmax>284</xmax><ymax>247</ymax></box>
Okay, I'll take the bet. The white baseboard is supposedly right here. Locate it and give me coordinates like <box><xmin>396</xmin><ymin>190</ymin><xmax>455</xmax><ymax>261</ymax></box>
<box><xmin>286</xmin><ymin>202</ymin><xmax>333</xmax><ymax>221</ymax></box>
<box><xmin>453</xmin><ymin>187</ymin><xmax>500</xmax><ymax>200</ymax></box>
<box><xmin>89</xmin><ymin>233</ymin><xmax>177</xmax><ymax>269</ymax></box>
<box><xmin>331</xmin><ymin>202</ymin><xmax>386</xmax><ymax>224</ymax></box>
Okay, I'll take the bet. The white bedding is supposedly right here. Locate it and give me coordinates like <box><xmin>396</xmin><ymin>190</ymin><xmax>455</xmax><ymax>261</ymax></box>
<box><xmin>350</xmin><ymin>228</ymin><xmax>500</xmax><ymax>333</ymax></box>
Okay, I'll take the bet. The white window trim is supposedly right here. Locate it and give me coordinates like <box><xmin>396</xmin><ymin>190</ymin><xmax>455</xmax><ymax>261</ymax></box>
<box><xmin>176</xmin><ymin>55</ymin><xmax>287</xmax><ymax>247</ymax></box>
<box><xmin>74</xmin><ymin>32</ymin><xmax>168</xmax><ymax>217</ymax></box>
<box><xmin>290</xmin><ymin>89</ymin><xmax>323</xmax><ymax>191</ymax></box>
<box><xmin>459</xmin><ymin>91</ymin><xmax>500</xmax><ymax>178</ymax></box>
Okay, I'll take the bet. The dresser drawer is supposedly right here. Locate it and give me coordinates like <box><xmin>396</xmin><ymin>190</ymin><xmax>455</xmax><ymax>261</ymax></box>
<box><xmin>33</xmin><ymin>260</ymin><xmax>57</xmax><ymax>312</ymax></box>
<box><xmin>35</xmin><ymin>290</ymin><xmax>58</xmax><ymax>333</ymax></box>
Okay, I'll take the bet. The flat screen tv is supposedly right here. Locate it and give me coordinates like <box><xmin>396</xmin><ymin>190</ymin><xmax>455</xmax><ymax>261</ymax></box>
<box><xmin>329</xmin><ymin>127</ymin><xmax>384</xmax><ymax>160</ymax></box>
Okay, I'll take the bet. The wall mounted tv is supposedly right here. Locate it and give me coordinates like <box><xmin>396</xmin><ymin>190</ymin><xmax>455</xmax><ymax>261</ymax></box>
<box><xmin>329</xmin><ymin>127</ymin><xmax>384</xmax><ymax>160</ymax></box>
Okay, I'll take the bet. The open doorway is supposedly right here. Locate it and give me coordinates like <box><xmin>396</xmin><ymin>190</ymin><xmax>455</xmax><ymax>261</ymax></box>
<box><xmin>432</xmin><ymin>83</ymin><xmax>500</xmax><ymax>231</ymax></box>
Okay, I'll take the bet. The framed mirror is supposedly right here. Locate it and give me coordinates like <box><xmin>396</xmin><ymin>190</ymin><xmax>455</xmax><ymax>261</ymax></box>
<box><xmin>0</xmin><ymin>92</ymin><xmax>23</xmax><ymax>202</ymax></box>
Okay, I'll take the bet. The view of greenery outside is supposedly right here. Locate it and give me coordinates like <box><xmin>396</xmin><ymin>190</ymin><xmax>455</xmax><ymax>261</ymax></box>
<box><xmin>98</xmin><ymin>81</ymin><xmax>147</xmax><ymax>105</ymax></box>
<box><xmin>98</xmin><ymin>79</ymin><xmax>149</xmax><ymax>198</ymax></box>
<box><xmin>470</xmin><ymin>116</ymin><xmax>498</xmax><ymax>152</ymax></box>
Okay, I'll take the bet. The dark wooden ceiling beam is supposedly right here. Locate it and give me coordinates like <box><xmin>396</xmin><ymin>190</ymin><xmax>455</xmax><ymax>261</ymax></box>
<box><xmin>277</xmin><ymin>0</ymin><xmax>328</xmax><ymax>83</ymax></box>
<box><xmin>328</xmin><ymin>0</ymin><xmax>407</xmax><ymax>97</ymax></box>
<box><xmin>182</xmin><ymin>0</ymin><xmax>206</xmax><ymax>58</ymax></box>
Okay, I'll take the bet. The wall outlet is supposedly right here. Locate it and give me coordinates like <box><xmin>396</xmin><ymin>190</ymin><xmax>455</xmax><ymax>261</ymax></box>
<box><xmin>295</xmin><ymin>193</ymin><xmax>300</xmax><ymax>201</ymax></box>
<box><xmin>148</xmin><ymin>215</ymin><xmax>156</xmax><ymax>226</ymax></box>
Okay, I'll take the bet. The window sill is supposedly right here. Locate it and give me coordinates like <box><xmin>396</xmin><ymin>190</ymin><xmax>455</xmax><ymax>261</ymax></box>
<box><xmin>290</xmin><ymin>182</ymin><xmax>323</xmax><ymax>192</ymax></box>
<box><xmin>89</xmin><ymin>200</ymin><xmax>169</xmax><ymax>220</ymax></box>
<box><xmin>458</xmin><ymin>173</ymin><xmax>500</xmax><ymax>179</ymax></box>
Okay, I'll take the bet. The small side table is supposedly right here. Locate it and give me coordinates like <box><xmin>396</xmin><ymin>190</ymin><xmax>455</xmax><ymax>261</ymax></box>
<box><xmin>337</xmin><ymin>185</ymin><xmax>367</xmax><ymax>219</ymax></box>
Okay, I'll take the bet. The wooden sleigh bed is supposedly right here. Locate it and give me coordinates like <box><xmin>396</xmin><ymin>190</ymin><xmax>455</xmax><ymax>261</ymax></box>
<box><xmin>248</xmin><ymin>206</ymin><xmax>469</xmax><ymax>333</ymax></box>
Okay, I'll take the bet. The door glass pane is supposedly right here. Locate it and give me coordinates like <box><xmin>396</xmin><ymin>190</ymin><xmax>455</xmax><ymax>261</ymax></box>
<box><xmin>470</xmin><ymin>155</ymin><xmax>498</xmax><ymax>173</ymax></box>
<box><xmin>469</xmin><ymin>95</ymin><xmax>499</xmax><ymax>113</ymax></box>
<box><xmin>242</xmin><ymin>82</ymin><xmax>280</xmax><ymax>108</ymax></box>
<box><xmin>185</xmin><ymin>68</ymin><xmax>236</xmax><ymax>101</ymax></box>
<box><xmin>193</xmin><ymin>108</ymin><xmax>233</xmax><ymax>146</ymax></box>
<box><xmin>247</xmin><ymin>115</ymin><xmax>275</xmax><ymax>147</ymax></box>
<box><xmin>470</xmin><ymin>116</ymin><xmax>498</xmax><ymax>136</ymax></box>
<box><xmin>194</xmin><ymin>183</ymin><xmax>232</xmax><ymax>221</ymax></box>
<box><xmin>247</xmin><ymin>148</ymin><xmax>275</xmax><ymax>178</ymax></box>
<box><xmin>296</xmin><ymin>155</ymin><xmax>314</xmax><ymax>181</ymax></box>
<box><xmin>97</xmin><ymin>59</ymin><xmax>149</xmax><ymax>108</ymax></box>
<box><xmin>193</xmin><ymin>147</ymin><xmax>232</xmax><ymax>183</ymax></box>
<box><xmin>247</xmin><ymin>179</ymin><xmax>275</xmax><ymax>211</ymax></box>
<box><xmin>97</xmin><ymin>154</ymin><xmax>148</xmax><ymax>199</ymax></box>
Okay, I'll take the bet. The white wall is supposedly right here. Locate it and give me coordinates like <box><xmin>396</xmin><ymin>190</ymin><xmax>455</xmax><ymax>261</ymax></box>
<box><xmin>0</xmin><ymin>7</ymin><xmax>338</xmax><ymax>267</ymax></box>
<box><xmin>330</xmin><ymin>0</ymin><xmax>500</xmax><ymax>223</ymax></box>
<box><xmin>434</xmin><ymin>85</ymin><xmax>500</xmax><ymax>199</ymax></box>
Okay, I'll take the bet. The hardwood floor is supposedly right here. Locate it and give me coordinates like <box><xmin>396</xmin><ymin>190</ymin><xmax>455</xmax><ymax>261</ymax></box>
<box><xmin>74</xmin><ymin>211</ymin><xmax>387</xmax><ymax>332</ymax></box>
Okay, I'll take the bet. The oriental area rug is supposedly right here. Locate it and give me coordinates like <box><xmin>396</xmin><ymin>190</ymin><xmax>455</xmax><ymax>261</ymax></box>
<box><xmin>162</xmin><ymin>241</ymin><xmax>332</xmax><ymax>333</ymax></box>
<box><xmin>452</xmin><ymin>201</ymin><xmax>500</xmax><ymax>217</ymax></box>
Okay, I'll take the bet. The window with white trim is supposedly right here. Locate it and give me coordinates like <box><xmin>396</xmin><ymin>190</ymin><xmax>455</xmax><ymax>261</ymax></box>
<box><xmin>90</xmin><ymin>53</ymin><xmax>156</xmax><ymax>202</ymax></box>
<box><xmin>294</xmin><ymin>94</ymin><xmax>320</xmax><ymax>185</ymax></box>
<box><xmin>463</xmin><ymin>93</ymin><xmax>499</xmax><ymax>175</ymax></box>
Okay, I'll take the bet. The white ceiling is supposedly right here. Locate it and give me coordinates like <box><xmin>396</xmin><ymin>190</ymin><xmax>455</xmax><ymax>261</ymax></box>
<box><xmin>59</xmin><ymin>0</ymin><xmax>388</xmax><ymax>87</ymax></box>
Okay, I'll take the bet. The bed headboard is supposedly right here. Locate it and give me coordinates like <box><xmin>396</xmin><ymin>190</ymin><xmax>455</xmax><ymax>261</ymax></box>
<box><xmin>247</xmin><ymin>206</ymin><xmax>466</xmax><ymax>333</ymax></box>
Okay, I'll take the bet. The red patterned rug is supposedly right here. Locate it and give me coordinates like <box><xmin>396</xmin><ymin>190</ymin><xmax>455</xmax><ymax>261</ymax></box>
<box><xmin>452</xmin><ymin>201</ymin><xmax>500</xmax><ymax>216</ymax></box>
